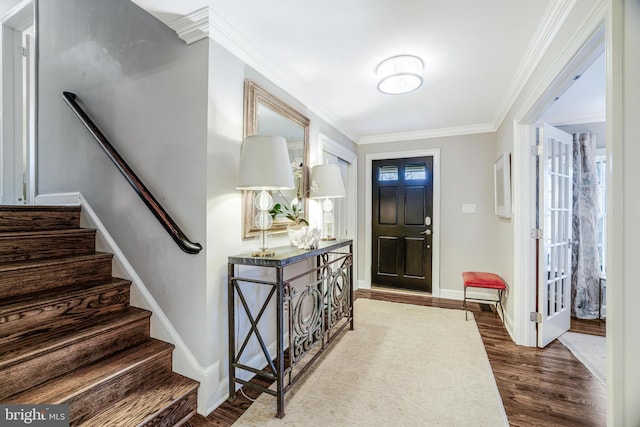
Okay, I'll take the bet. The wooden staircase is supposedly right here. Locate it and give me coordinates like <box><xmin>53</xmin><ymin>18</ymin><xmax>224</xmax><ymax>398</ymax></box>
<box><xmin>0</xmin><ymin>205</ymin><xmax>199</xmax><ymax>426</ymax></box>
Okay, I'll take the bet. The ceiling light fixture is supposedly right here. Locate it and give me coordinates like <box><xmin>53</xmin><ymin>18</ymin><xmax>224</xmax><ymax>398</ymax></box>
<box><xmin>376</xmin><ymin>55</ymin><xmax>424</xmax><ymax>95</ymax></box>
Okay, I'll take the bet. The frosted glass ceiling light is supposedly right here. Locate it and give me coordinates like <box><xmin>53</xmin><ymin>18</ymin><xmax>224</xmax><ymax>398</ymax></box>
<box><xmin>376</xmin><ymin>55</ymin><xmax>424</xmax><ymax>95</ymax></box>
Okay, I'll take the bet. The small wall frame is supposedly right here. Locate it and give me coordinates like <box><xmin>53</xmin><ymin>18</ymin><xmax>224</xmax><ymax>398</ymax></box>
<box><xmin>494</xmin><ymin>152</ymin><xmax>512</xmax><ymax>218</ymax></box>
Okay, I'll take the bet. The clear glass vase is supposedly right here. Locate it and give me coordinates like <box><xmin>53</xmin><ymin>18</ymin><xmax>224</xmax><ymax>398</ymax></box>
<box><xmin>287</xmin><ymin>224</ymin><xmax>308</xmax><ymax>247</ymax></box>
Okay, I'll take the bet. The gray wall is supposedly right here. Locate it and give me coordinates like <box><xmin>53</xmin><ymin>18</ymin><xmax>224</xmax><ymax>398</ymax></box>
<box><xmin>204</xmin><ymin>40</ymin><xmax>356</xmax><ymax>408</ymax></box>
<box><xmin>37</xmin><ymin>0</ymin><xmax>210</xmax><ymax>364</ymax></box>
<box><xmin>357</xmin><ymin>132</ymin><xmax>500</xmax><ymax>294</ymax></box>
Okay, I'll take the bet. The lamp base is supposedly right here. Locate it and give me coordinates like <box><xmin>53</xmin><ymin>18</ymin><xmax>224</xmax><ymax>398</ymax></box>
<box><xmin>252</xmin><ymin>249</ymin><xmax>276</xmax><ymax>257</ymax></box>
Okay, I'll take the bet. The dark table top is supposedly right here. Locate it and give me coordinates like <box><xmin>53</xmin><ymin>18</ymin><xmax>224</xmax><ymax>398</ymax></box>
<box><xmin>228</xmin><ymin>239</ymin><xmax>353</xmax><ymax>267</ymax></box>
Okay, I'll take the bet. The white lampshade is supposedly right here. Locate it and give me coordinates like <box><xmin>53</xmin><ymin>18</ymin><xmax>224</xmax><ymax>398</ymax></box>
<box><xmin>310</xmin><ymin>164</ymin><xmax>346</xmax><ymax>199</ymax></box>
<box><xmin>376</xmin><ymin>55</ymin><xmax>423</xmax><ymax>95</ymax></box>
<box><xmin>237</xmin><ymin>135</ymin><xmax>295</xmax><ymax>190</ymax></box>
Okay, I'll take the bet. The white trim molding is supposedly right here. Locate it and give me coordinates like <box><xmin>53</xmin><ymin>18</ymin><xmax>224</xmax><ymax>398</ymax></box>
<box><xmin>169</xmin><ymin>6</ymin><xmax>209</xmax><ymax>45</ymax></box>
<box><xmin>34</xmin><ymin>192</ymin><xmax>216</xmax><ymax>415</ymax></box>
<box><xmin>320</xmin><ymin>133</ymin><xmax>356</xmax><ymax>164</ymax></box>
<box><xmin>364</xmin><ymin>149</ymin><xmax>441</xmax><ymax>297</ymax></box>
<box><xmin>358</xmin><ymin>123</ymin><xmax>495</xmax><ymax>145</ymax></box>
<box><xmin>492</xmin><ymin>0</ymin><xmax>577</xmax><ymax>129</ymax></box>
<box><xmin>319</xmin><ymin>133</ymin><xmax>359</xmax><ymax>288</ymax></box>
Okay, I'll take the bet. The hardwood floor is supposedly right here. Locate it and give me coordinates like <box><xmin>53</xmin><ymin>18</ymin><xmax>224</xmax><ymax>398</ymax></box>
<box><xmin>571</xmin><ymin>316</ymin><xmax>606</xmax><ymax>337</ymax></box>
<box><xmin>189</xmin><ymin>288</ymin><xmax>606</xmax><ymax>426</ymax></box>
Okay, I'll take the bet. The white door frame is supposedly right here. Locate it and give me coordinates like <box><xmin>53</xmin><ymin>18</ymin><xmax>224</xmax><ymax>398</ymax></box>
<box><xmin>1</xmin><ymin>0</ymin><xmax>36</xmax><ymax>204</ymax></box>
<box><xmin>364</xmin><ymin>149</ymin><xmax>441</xmax><ymax>296</ymax></box>
<box><xmin>319</xmin><ymin>133</ymin><xmax>358</xmax><ymax>284</ymax></box>
<box><xmin>512</xmin><ymin>17</ymin><xmax>606</xmax><ymax>346</ymax></box>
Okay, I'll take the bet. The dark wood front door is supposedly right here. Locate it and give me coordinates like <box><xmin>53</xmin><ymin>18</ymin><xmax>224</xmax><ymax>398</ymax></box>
<box><xmin>372</xmin><ymin>157</ymin><xmax>433</xmax><ymax>292</ymax></box>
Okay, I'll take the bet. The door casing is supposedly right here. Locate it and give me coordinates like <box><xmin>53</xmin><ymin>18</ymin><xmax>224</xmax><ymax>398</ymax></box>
<box><xmin>371</xmin><ymin>156</ymin><xmax>434</xmax><ymax>292</ymax></box>
<box><xmin>512</xmin><ymin>23</ymin><xmax>605</xmax><ymax>347</ymax></box>
<box><xmin>364</xmin><ymin>149</ymin><xmax>440</xmax><ymax>296</ymax></box>
<box><xmin>1</xmin><ymin>0</ymin><xmax>36</xmax><ymax>205</ymax></box>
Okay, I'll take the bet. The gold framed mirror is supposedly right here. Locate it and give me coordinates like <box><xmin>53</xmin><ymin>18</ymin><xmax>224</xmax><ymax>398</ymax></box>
<box><xmin>242</xmin><ymin>80</ymin><xmax>310</xmax><ymax>239</ymax></box>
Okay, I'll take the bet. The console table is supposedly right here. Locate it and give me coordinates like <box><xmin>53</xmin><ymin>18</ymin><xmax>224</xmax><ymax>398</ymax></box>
<box><xmin>227</xmin><ymin>239</ymin><xmax>353</xmax><ymax>418</ymax></box>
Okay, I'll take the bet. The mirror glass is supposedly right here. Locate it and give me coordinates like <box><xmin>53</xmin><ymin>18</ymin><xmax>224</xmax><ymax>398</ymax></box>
<box><xmin>242</xmin><ymin>80</ymin><xmax>310</xmax><ymax>238</ymax></box>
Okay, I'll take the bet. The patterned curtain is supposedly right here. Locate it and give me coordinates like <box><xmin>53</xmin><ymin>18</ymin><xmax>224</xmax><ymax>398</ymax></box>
<box><xmin>571</xmin><ymin>133</ymin><xmax>601</xmax><ymax>319</ymax></box>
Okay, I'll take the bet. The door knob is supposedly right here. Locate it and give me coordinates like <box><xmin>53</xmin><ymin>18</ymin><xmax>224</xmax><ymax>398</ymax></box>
<box><xmin>420</xmin><ymin>229</ymin><xmax>432</xmax><ymax>235</ymax></box>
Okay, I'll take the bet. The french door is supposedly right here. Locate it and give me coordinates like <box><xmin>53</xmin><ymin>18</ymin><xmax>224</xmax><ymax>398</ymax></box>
<box><xmin>372</xmin><ymin>157</ymin><xmax>433</xmax><ymax>292</ymax></box>
<box><xmin>537</xmin><ymin>124</ymin><xmax>573</xmax><ymax>347</ymax></box>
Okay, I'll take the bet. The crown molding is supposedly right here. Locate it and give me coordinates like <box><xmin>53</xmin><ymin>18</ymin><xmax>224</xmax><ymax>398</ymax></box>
<box><xmin>168</xmin><ymin>6</ymin><xmax>356</xmax><ymax>140</ymax></box>
<box><xmin>358</xmin><ymin>122</ymin><xmax>496</xmax><ymax>145</ymax></box>
<box><xmin>491</xmin><ymin>0</ymin><xmax>577</xmax><ymax>130</ymax></box>
<box><xmin>169</xmin><ymin>6</ymin><xmax>209</xmax><ymax>45</ymax></box>
<box><xmin>515</xmin><ymin>1</ymin><xmax>606</xmax><ymax>123</ymax></box>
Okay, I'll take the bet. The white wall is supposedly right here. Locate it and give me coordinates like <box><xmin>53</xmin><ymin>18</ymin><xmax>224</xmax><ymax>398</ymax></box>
<box><xmin>0</xmin><ymin>0</ymin><xmax>21</xmax><ymax>16</ymax></box>
<box><xmin>356</xmin><ymin>133</ymin><xmax>499</xmax><ymax>295</ymax></box>
<box><xmin>36</xmin><ymin>0</ymin><xmax>210</xmax><ymax>366</ymax></box>
<box><xmin>611</xmin><ymin>0</ymin><xmax>640</xmax><ymax>423</ymax></box>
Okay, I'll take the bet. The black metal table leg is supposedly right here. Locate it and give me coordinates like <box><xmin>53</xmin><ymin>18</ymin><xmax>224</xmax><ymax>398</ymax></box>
<box><xmin>276</xmin><ymin>266</ymin><xmax>285</xmax><ymax>418</ymax></box>
<box><xmin>227</xmin><ymin>262</ymin><xmax>236</xmax><ymax>401</ymax></box>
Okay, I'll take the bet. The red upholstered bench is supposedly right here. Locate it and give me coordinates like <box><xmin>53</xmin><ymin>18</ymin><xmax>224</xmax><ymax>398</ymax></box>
<box><xmin>462</xmin><ymin>272</ymin><xmax>506</xmax><ymax>321</ymax></box>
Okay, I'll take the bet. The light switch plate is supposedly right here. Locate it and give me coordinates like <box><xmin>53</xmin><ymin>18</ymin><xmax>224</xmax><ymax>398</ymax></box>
<box><xmin>461</xmin><ymin>204</ymin><xmax>477</xmax><ymax>214</ymax></box>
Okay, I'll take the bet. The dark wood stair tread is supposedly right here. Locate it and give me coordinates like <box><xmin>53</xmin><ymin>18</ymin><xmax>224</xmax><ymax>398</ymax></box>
<box><xmin>0</xmin><ymin>277</ymin><xmax>130</xmax><ymax>315</ymax></box>
<box><xmin>0</xmin><ymin>205</ymin><xmax>81</xmax><ymax>231</ymax></box>
<box><xmin>0</xmin><ymin>307</ymin><xmax>151</xmax><ymax>369</ymax></box>
<box><xmin>0</xmin><ymin>252</ymin><xmax>114</xmax><ymax>300</ymax></box>
<box><xmin>84</xmin><ymin>373</ymin><xmax>199</xmax><ymax>427</ymax></box>
<box><xmin>0</xmin><ymin>228</ymin><xmax>97</xmax><ymax>263</ymax></box>
<box><xmin>0</xmin><ymin>278</ymin><xmax>132</xmax><ymax>346</ymax></box>
<box><xmin>0</xmin><ymin>205</ymin><xmax>81</xmax><ymax>212</ymax></box>
<box><xmin>0</xmin><ymin>228</ymin><xmax>94</xmax><ymax>239</ymax></box>
<box><xmin>0</xmin><ymin>252</ymin><xmax>112</xmax><ymax>273</ymax></box>
<box><xmin>6</xmin><ymin>339</ymin><xmax>174</xmax><ymax>404</ymax></box>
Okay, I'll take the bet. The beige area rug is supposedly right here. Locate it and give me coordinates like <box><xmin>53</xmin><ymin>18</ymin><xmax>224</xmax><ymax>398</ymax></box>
<box><xmin>234</xmin><ymin>299</ymin><xmax>508</xmax><ymax>426</ymax></box>
<box><xmin>559</xmin><ymin>331</ymin><xmax>606</xmax><ymax>387</ymax></box>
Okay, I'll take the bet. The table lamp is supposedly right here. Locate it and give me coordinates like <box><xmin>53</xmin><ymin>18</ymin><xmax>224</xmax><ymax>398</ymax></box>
<box><xmin>310</xmin><ymin>164</ymin><xmax>346</xmax><ymax>240</ymax></box>
<box><xmin>237</xmin><ymin>135</ymin><xmax>294</xmax><ymax>256</ymax></box>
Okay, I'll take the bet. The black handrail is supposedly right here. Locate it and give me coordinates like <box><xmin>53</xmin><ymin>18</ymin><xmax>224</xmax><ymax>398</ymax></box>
<box><xmin>63</xmin><ymin>91</ymin><xmax>202</xmax><ymax>254</ymax></box>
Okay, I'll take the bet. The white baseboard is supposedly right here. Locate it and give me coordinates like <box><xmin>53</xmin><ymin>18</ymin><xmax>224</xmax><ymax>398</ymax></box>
<box><xmin>35</xmin><ymin>192</ymin><xmax>215</xmax><ymax>415</ymax></box>
<box><xmin>35</xmin><ymin>192</ymin><xmax>83</xmax><ymax>206</ymax></box>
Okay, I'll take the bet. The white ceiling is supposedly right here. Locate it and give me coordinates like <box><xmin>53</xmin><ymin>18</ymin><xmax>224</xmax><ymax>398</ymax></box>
<box><xmin>539</xmin><ymin>52</ymin><xmax>606</xmax><ymax>125</ymax></box>
<box><xmin>134</xmin><ymin>1</ymin><xmax>602</xmax><ymax>143</ymax></box>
